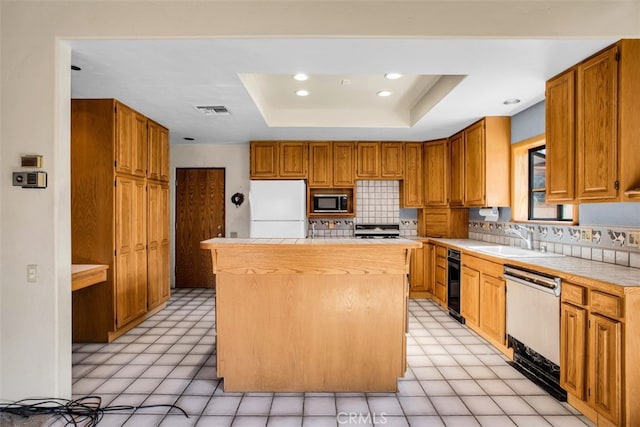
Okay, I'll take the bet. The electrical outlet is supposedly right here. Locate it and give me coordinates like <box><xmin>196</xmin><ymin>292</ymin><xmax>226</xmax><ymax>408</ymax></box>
<box><xmin>628</xmin><ymin>231</ymin><xmax>640</xmax><ymax>247</ymax></box>
<box><xmin>580</xmin><ymin>228</ymin><xmax>593</xmax><ymax>242</ymax></box>
<box><xmin>27</xmin><ymin>264</ymin><xmax>38</xmax><ymax>283</ymax></box>
<box><xmin>328</xmin><ymin>220</ymin><xmax>334</xmax><ymax>230</ymax></box>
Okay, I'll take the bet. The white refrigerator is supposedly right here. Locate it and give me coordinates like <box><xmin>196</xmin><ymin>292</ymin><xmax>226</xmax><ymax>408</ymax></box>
<box><xmin>249</xmin><ymin>180</ymin><xmax>307</xmax><ymax>238</ymax></box>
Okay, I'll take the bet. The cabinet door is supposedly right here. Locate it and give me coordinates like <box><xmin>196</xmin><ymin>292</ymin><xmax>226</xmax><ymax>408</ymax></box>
<box><xmin>160</xmin><ymin>126</ymin><xmax>170</xmax><ymax>182</ymax></box>
<box><xmin>308</xmin><ymin>142</ymin><xmax>332</xmax><ymax>187</ymax></box>
<box><xmin>449</xmin><ymin>132</ymin><xmax>465</xmax><ymax>207</ymax></box>
<box><xmin>115</xmin><ymin>102</ymin><xmax>135</xmax><ymax>175</ymax></box>
<box><xmin>461</xmin><ymin>265</ymin><xmax>480</xmax><ymax>326</ymax></box>
<box><xmin>115</xmin><ymin>176</ymin><xmax>148</xmax><ymax>328</ymax></box>
<box><xmin>250</xmin><ymin>141</ymin><xmax>279</xmax><ymax>178</ymax></box>
<box><xmin>479</xmin><ymin>274</ymin><xmax>506</xmax><ymax>345</ymax></box>
<box><xmin>132</xmin><ymin>112</ymin><xmax>148</xmax><ymax>178</ymax></box>
<box><xmin>356</xmin><ymin>142</ymin><xmax>380</xmax><ymax>178</ymax></box>
<box><xmin>425</xmin><ymin>243</ymin><xmax>435</xmax><ymax>294</ymax></box>
<box><xmin>546</xmin><ymin>69</ymin><xmax>576</xmax><ymax>202</ymax></box>
<box><xmin>381</xmin><ymin>142</ymin><xmax>404</xmax><ymax>178</ymax></box>
<box><xmin>147</xmin><ymin>120</ymin><xmax>164</xmax><ymax>181</ymax></box>
<box><xmin>577</xmin><ymin>46</ymin><xmax>618</xmax><ymax>201</ymax></box>
<box><xmin>424</xmin><ymin>139</ymin><xmax>449</xmax><ymax>206</ymax></box>
<box><xmin>333</xmin><ymin>142</ymin><xmax>355</xmax><ymax>186</ymax></box>
<box><xmin>401</xmin><ymin>142</ymin><xmax>423</xmax><ymax>208</ymax></box>
<box><xmin>464</xmin><ymin>120</ymin><xmax>486</xmax><ymax>206</ymax></box>
<box><xmin>409</xmin><ymin>247</ymin><xmax>426</xmax><ymax>292</ymax></box>
<box><xmin>589</xmin><ymin>313</ymin><xmax>621</xmax><ymax>426</ymax></box>
<box><xmin>147</xmin><ymin>182</ymin><xmax>170</xmax><ymax>310</ymax></box>
<box><xmin>560</xmin><ymin>302</ymin><xmax>587</xmax><ymax>399</ymax></box>
<box><xmin>279</xmin><ymin>141</ymin><xmax>308</xmax><ymax>177</ymax></box>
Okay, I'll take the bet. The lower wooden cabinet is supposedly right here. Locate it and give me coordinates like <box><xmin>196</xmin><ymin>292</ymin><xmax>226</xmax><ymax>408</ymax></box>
<box><xmin>460</xmin><ymin>254</ymin><xmax>509</xmax><ymax>356</ymax></box>
<box><xmin>433</xmin><ymin>245</ymin><xmax>447</xmax><ymax>307</ymax></box>
<box><xmin>409</xmin><ymin>246</ymin><xmax>427</xmax><ymax>298</ymax></box>
<box><xmin>560</xmin><ymin>281</ymin><xmax>631</xmax><ymax>426</ymax></box>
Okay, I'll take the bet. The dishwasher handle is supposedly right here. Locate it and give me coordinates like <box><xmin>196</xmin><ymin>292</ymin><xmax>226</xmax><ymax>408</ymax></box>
<box><xmin>504</xmin><ymin>267</ymin><xmax>561</xmax><ymax>297</ymax></box>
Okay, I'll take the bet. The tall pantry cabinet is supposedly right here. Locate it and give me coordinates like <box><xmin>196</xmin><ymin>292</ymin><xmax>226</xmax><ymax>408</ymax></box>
<box><xmin>71</xmin><ymin>99</ymin><xmax>170</xmax><ymax>342</ymax></box>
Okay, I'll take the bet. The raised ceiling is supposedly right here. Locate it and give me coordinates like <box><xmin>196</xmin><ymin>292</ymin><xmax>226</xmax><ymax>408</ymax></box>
<box><xmin>69</xmin><ymin>38</ymin><xmax>615</xmax><ymax>144</ymax></box>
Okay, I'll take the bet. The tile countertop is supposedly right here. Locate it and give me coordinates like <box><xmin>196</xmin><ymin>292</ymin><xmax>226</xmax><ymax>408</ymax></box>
<box><xmin>201</xmin><ymin>237</ymin><xmax>422</xmax><ymax>248</ymax></box>
<box><xmin>423</xmin><ymin>238</ymin><xmax>640</xmax><ymax>288</ymax></box>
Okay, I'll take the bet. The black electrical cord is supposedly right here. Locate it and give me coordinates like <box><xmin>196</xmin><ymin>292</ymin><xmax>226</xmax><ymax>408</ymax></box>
<box><xmin>0</xmin><ymin>396</ymin><xmax>188</xmax><ymax>426</ymax></box>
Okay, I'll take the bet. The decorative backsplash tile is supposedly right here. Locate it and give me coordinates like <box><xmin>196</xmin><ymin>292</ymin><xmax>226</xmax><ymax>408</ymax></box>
<box><xmin>469</xmin><ymin>220</ymin><xmax>640</xmax><ymax>269</ymax></box>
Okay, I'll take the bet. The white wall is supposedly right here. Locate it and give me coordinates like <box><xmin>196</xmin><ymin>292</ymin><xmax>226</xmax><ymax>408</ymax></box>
<box><xmin>170</xmin><ymin>143</ymin><xmax>250</xmax><ymax>287</ymax></box>
<box><xmin>1</xmin><ymin>0</ymin><xmax>639</xmax><ymax>401</ymax></box>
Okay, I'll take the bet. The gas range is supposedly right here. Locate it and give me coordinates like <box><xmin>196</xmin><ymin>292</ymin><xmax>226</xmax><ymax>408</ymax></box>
<box><xmin>354</xmin><ymin>224</ymin><xmax>401</xmax><ymax>239</ymax></box>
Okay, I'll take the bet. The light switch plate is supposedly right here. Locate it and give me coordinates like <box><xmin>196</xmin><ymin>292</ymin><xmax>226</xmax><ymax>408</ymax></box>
<box><xmin>628</xmin><ymin>231</ymin><xmax>639</xmax><ymax>247</ymax></box>
<box><xmin>580</xmin><ymin>228</ymin><xmax>593</xmax><ymax>242</ymax></box>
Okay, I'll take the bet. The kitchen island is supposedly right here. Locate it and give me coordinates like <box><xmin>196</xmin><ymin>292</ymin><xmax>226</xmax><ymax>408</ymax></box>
<box><xmin>200</xmin><ymin>238</ymin><xmax>421</xmax><ymax>392</ymax></box>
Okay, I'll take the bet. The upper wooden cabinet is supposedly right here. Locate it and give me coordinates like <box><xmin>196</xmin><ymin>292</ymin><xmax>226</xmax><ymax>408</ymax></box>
<box><xmin>308</xmin><ymin>141</ymin><xmax>356</xmax><ymax>188</ymax></box>
<box><xmin>356</xmin><ymin>142</ymin><xmax>381</xmax><ymax>178</ymax></box>
<box><xmin>148</xmin><ymin>119</ymin><xmax>170</xmax><ymax>182</ymax></box>
<box><xmin>332</xmin><ymin>142</ymin><xmax>356</xmax><ymax>186</ymax></box>
<box><xmin>356</xmin><ymin>141</ymin><xmax>403</xmax><ymax>179</ymax></box>
<box><xmin>279</xmin><ymin>141</ymin><xmax>308</xmax><ymax>177</ymax></box>
<box><xmin>546</xmin><ymin>69</ymin><xmax>576</xmax><ymax>203</ymax></box>
<box><xmin>463</xmin><ymin>117</ymin><xmax>511</xmax><ymax>207</ymax></box>
<box><xmin>449</xmin><ymin>132</ymin><xmax>465</xmax><ymax>207</ymax></box>
<box><xmin>116</xmin><ymin>102</ymin><xmax>148</xmax><ymax>178</ymax></box>
<box><xmin>546</xmin><ymin>39</ymin><xmax>640</xmax><ymax>203</ymax></box>
<box><xmin>400</xmin><ymin>142</ymin><xmax>423</xmax><ymax>208</ymax></box>
<box><xmin>423</xmin><ymin>139</ymin><xmax>449</xmax><ymax>207</ymax></box>
<box><xmin>250</xmin><ymin>141</ymin><xmax>308</xmax><ymax>179</ymax></box>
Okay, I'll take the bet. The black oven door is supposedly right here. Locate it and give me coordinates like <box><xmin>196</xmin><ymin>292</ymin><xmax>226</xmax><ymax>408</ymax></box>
<box><xmin>447</xmin><ymin>249</ymin><xmax>464</xmax><ymax>323</ymax></box>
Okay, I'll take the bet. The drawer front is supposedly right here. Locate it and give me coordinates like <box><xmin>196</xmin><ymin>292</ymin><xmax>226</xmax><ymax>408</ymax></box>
<box><xmin>436</xmin><ymin>255</ymin><xmax>447</xmax><ymax>269</ymax></box>
<box><xmin>562</xmin><ymin>282</ymin><xmax>587</xmax><ymax>306</ymax></box>
<box><xmin>462</xmin><ymin>254</ymin><xmax>502</xmax><ymax>278</ymax></box>
<box><xmin>436</xmin><ymin>246</ymin><xmax>447</xmax><ymax>258</ymax></box>
<box><xmin>591</xmin><ymin>291</ymin><xmax>622</xmax><ymax>319</ymax></box>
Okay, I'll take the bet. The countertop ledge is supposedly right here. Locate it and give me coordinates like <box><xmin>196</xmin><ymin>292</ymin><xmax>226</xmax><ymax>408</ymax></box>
<box><xmin>201</xmin><ymin>237</ymin><xmax>422</xmax><ymax>248</ymax></box>
<box><xmin>426</xmin><ymin>237</ymin><xmax>639</xmax><ymax>288</ymax></box>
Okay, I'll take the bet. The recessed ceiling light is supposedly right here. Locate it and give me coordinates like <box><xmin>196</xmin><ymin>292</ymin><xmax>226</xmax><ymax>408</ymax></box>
<box><xmin>296</xmin><ymin>89</ymin><xmax>310</xmax><ymax>97</ymax></box>
<box><xmin>71</xmin><ymin>65</ymin><xmax>81</xmax><ymax>71</ymax></box>
<box><xmin>384</xmin><ymin>73</ymin><xmax>402</xmax><ymax>80</ymax></box>
<box><xmin>377</xmin><ymin>90</ymin><xmax>392</xmax><ymax>97</ymax></box>
<box><xmin>183</xmin><ymin>137</ymin><xmax>195</xmax><ymax>141</ymax></box>
<box><xmin>293</xmin><ymin>73</ymin><xmax>309</xmax><ymax>81</ymax></box>
<box><xmin>503</xmin><ymin>98</ymin><xmax>521</xmax><ymax>105</ymax></box>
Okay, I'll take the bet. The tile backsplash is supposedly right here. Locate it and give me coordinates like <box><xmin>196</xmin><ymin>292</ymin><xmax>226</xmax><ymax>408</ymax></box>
<box><xmin>356</xmin><ymin>180</ymin><xmax>400</xmax><ymax>224</ymax></box>
<box><xmin>469</xmin><ymin>220</ymin><xmax>640</xmax><ymax>269</ymax></box>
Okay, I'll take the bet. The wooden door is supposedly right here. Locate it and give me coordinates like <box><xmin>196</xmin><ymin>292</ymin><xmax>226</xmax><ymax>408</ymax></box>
<box><xmin>308</xmin><ymin>142</ymin><xmax>332</xmax><ymax>187</ymax></box>
<box><xmin>449</xmin><ymin>133</ymin><xmax>465</xmax><ymax>206</ymax></box>
<box><xmin>424</xmin><ymin>139</ymin><xmax>449</xmax><ymax>206</ymax></box>
<box><xmin>279</xmin><ymin>141</ymin><xmax>308</xmax><ymax>178</ymax></box>
<box><xmin>464</xmin><ymin>120</ymin><xmax>486</xmax><ymax>206</ymax></box>
<box><xmin>115</xmin><ymin>176</ymin><xmax>148</xmax><ymax>328</ymax></box>
<box><xmin>333</xmin><ymin>142</ymin><xmax>355</xmax><ymax>186</ymax></box>
<box><xmin>356</xmin><ymin>142</ymin><xmax>380</xmax><ymax>178</ymax></box>
<box><xmin>461</xmin><ymin>265</ymin><xmax>480</xmax><ymax>326</ymax></box>
<box><xmin>147</xmin><ymin>182</ymin><xmax>171</xmax><ymax>309</ymax></box>
<box><xmin>381</xmin><ymin>142</ymin><xmax>404</xmax><ymax>178</ymax></box>
<box><xmin>589</xmin><ymin>313</ymin><xmax>621</xmax><ymax>425</ymax></box>
<box><xmin>546</xmin><ymin>69</ymin><xmax>576</xmax><ymax>202</ymax></box>
<box><xmin>250</xmin><ymin>141</ymin><xmax>278</xmax><ymax>178</ymax></box>
<box><xmin>479</xmin><ymin>274</ymin><xmax>506</xmax><ymax>344</ymax></box>
<box><xmin>401</xmin><ymin>142</ymin><xmax>423</xmax><ymax>208</ymax></box>
<box><xmin>175</xmin><ymin>168</ymin><xmax>225</xmax><ymax>288</ymax></box>
<box><xmin>560</xmin><ymin>302</ymin><xmax>587</xmax><ymax>399</ymax></box>
<box><xmin>577</xmin><ymin>46</ymin><xmax>618</xmax><ymax>201</ymax></box>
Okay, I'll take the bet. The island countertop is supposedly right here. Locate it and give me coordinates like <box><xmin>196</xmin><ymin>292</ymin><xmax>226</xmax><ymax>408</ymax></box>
<box><xmin>201</xmin><ymin>237</ymin><xmax>422</xmax><ymax>248</ymax></box>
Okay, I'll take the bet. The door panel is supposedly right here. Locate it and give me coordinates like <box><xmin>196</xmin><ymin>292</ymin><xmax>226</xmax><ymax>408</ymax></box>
<box><xmin>175</xmin><ymin>168</ymin><xmax>225</xmax><ymax>288</ymax></box>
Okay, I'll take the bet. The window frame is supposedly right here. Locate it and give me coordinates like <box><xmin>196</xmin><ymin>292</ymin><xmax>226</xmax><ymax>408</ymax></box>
<box><xmin>511</xmin><ymin>134</ymin><xmax>578</xmax><ymax>224</ymax></box>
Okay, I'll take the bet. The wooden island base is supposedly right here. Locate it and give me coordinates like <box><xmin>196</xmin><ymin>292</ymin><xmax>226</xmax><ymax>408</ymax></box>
<box><xmin>200</xmin><ymin>238</ymin><xmax>421</xmax><ymax>392</ymax></box>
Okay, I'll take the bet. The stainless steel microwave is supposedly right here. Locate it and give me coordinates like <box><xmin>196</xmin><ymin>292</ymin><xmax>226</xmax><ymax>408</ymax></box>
<box><xmin>312</xmin><ymin>194</ymin><xmax>348</xmax><ymax>213</ymax></box>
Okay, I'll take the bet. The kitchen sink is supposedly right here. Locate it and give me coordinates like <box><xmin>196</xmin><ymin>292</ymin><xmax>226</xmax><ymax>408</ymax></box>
<box><xmin>467</xmin><ymin>245</ymin><xmax>564</xmax><ymax>258</ymax></box>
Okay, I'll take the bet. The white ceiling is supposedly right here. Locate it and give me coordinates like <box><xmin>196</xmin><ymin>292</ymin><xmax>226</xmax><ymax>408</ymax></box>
<box><xmin>69</xmin><ymin>38</ymin><xmax>615</xmax><ymax>145</ymax></box>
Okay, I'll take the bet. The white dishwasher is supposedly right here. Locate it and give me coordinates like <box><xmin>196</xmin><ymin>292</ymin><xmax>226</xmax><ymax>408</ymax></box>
<box><xmin>504</xmin><ymin>265</ymin><xmax>566</xmax><ymax>401</ymax></box>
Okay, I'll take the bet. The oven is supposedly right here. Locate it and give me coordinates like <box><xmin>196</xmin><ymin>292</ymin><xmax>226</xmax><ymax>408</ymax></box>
<box><xmin>504</xmin><ymin>264</ymin><xmax>566</xmax><ymax>401</ymax></box>
<box><xmin>447</xmin><ymin>249</ymin><xmax>463</xmax><ymax>323</ymax></box>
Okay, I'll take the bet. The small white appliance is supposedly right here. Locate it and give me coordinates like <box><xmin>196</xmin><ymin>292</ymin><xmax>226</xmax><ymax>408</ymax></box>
<box><xmin>249</xmin><ymin>180</ymin><xmax>307</xmax><ymax>238</ymax></box>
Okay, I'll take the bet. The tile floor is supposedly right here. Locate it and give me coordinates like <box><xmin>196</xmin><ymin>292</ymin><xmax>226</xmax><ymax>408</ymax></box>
<box><xmin>58</xmin><ymin>288</ymin><xmax>594</xmax><ymax>426</ymax></box>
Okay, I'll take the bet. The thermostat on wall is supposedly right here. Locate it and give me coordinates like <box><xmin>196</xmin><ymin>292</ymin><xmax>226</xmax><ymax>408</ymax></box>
<box><xmin>13</xmin><ymin>171</ymin><xmax>47</xmax><ymax>189</ymax></box>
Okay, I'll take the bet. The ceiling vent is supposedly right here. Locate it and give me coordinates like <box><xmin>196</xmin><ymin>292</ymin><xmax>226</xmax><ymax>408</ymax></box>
<box><xmin>194</xmin><ymin>105</ymin><xmax>231</xmax><ymax>116</ymax></box>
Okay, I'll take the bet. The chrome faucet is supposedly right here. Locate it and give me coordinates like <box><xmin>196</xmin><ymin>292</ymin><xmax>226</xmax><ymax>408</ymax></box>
<box><xmin>505</xmin><ymin>225</ymin><xmax>534</xmax><ymax>250</ymax></box>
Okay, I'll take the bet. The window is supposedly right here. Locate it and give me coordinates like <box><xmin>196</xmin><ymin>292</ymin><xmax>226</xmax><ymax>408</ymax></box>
<box><xmin>511</xmin><ymin>135</ymin><xmax>576</xmax><ymax>223</ymax></box>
